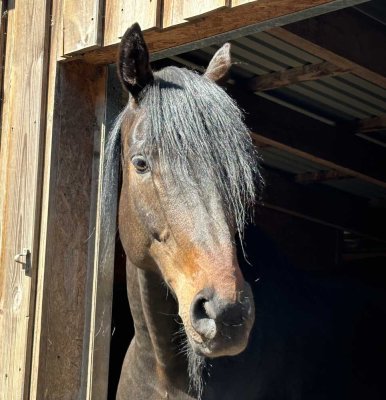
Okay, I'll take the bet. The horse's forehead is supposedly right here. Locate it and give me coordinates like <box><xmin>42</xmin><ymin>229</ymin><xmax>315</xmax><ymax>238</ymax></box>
<box><xmin>121</xmin><ymin>107</ymin><xmax>147</xmax><ymax>145</ymax></box>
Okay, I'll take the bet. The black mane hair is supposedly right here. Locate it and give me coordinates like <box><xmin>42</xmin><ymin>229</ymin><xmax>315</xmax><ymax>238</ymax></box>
<box><xmin>105</xmin><ymin>66</ymin><xmax>262</xmax><ymax>238</ymax></box>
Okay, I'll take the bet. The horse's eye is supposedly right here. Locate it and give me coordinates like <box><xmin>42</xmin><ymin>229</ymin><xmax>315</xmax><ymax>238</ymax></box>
<box><xmin>132</xmin><ymin>155</ymin><xmax>149</xmax><ymax>173</ymax></box>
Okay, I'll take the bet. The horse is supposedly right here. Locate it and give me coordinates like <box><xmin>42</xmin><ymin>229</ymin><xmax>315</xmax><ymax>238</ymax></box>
<box><xmin>104</xmin><ymin>23</ymin><xmax>386</xmax><ymax>400</ymax></box>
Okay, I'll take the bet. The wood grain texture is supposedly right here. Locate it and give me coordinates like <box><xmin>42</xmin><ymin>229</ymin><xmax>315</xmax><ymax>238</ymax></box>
<box><xmin>81</xmin><ymin>65</ymin><xmax>119</xmax><ymax>400</ymax></box>
<box><xmin>63</xmin><ymin>0</ymin><xmax>103</xmax><ymax>55</ymax></box>
<box><xmin>231</xmin><ymin>0</ymin><xmax>257</xmax><ymax>6</ymax></box>
<box><xmin>0</xmin><ymin>0</ymin><xmax>7</xmax><ymax>133</ymax></box>
<box><xmin>183</xmin><ymin>0</ymin><xmax>229</xmax><ymax>20</ymax></box>
<box><xmin>104</xmin><ymin>0</ymin><xmax>162</xmax><ymax>47</ymax></box>
<box><xmin>0</xmin><ymin>0</ymin><xmax>50</xmax><ymax>398</ymax></box>
<box><xmin>163</xmin><ymin>0</ymin><xmax>186</xmax><ymax>28</ymax></box>
<box><xmin>30</xmin><ymin>61</ymin><xmax>106</xmax><ymax>400</ymax></box>
<box><xmin>85</xmin><ymin>0</ymin><xmax>337</xmax><ymax>64</ymax></box>
<box><xmin>247</xmin><ymin>61</ymin><xmax>349</xmax><ymax>92</ymax></box>
<box><xmin>270</xmin><ymin>26</ymin><xmax>386</xmax><ymax>90</ymax></box>
<box><xmin>29</xmin><ymin>0</ymin><xmax>65</xmax><ymax>396</ymax></box>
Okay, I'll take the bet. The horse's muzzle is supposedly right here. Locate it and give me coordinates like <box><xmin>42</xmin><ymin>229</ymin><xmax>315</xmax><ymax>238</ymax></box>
<box><xmin>189</xmin><ymin>284</ymin><xmax>255</xmax><ymax>357</ymax></box>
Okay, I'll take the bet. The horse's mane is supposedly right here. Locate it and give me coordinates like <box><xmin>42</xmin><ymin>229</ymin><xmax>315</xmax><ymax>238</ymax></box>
<box><xmin>102</xmin><ymin>66</ymin><xmax>263</xmax><ymax>259</ymax></box>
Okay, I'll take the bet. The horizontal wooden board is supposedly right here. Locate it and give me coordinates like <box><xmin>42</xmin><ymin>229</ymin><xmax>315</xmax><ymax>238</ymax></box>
<box><xmin>63</xmin><ymin>0</ymin><xmax>103</xmax><ymax>55</ymax></box>
<box><xmin>104</xmin><ymin>0</ymin><xmax>162</xmax><ymax>47</ymax></box>
<box><xmin>247</xmin><ymin>61</ymin><xmax>349</xmax><ymax>91</ymax></box>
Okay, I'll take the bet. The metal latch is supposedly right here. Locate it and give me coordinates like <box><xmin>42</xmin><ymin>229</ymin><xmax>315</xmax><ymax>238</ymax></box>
<box><xmin>14</xmin><ymin>248</ymin><xmax>31</xmax><ymax>274</ymax></box>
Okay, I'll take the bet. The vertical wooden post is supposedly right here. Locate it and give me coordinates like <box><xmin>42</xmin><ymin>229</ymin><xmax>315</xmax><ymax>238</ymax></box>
<box><xmin>30</xmin><ymin>61</ymin><xmax>108</xmax><ymax>399</ymax></box>
<box><xmin>80</xmin><ymin>65</ymin><xmax>121</xmax><ymax>400</ymax></box>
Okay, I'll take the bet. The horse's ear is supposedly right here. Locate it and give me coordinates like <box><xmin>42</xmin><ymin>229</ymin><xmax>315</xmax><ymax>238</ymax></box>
<box><xmin>204</xmin><ymin>43</ymin><xmax>231</xmax><ymax>84</ymax></box>
<box><xmin>118</xmin><ymin>23</ymin><xmax>154</xmax><ymax>100</ymax></box>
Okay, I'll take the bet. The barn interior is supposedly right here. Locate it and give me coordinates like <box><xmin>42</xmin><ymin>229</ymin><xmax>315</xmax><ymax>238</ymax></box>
<box><xmin>106</xmin><ymin>1</ymin><xmax>386</xmax><ymax>398</ymax></box>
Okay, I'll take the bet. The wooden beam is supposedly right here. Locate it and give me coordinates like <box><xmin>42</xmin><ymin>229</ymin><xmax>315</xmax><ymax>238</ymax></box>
<box><xmin>30</xmin><ymin>0</ymin><xmax>65</xmax><ymax>396</ymax></box>
<box><xmin>30</xmin><ymin>61</ymin><xmax>108</xmax><ymax>399</ymax></box>
<box><xmin>294</xmin><ymin>170</ymin><xmax>350</xmax><ymax>184</ymax></box>
<box><xmin>270</xmin><ymin>8</ymin><xmax>386</xmax><ymax>89</ymax></box>
<box><xmin>247</xmin><ymin>61</ymin><xmax>349</xmax><ymax>92</ymax></box>
<box><xmin>359</xmin><ymin>115</ymin><xmax>386</xmax><ymax>134</ymax></box>
<box><xmin>262</xmin><ymin>169</ymin><xmax>386</xmax><ymax>243</ymax></box>
<box><xmin>78</xmin><ymin>0</ymin><xmax>351</xmax><ymax>64</ymax></box>
<box><xmin>229</xmin><ymin>87</ymin><xmax>386</xmax><ymax>189</ymax></box>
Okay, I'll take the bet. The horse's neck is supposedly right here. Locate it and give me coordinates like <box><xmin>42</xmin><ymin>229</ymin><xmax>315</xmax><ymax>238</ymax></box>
<box><xmin>126</xmin><ymin>260</ymin><xmax>189</xmax><ymax>384</ymax></box>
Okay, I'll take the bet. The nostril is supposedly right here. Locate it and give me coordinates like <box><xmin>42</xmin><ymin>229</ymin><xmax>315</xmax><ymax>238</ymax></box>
<box><xmin>191</xmin><ymin>290</ymin><xmax>217</xmax><ymax>340</ymax></box>
<box><xmin>193</xmin><ymin>296</ymin><xmax>209</xmax><ymax>321</ymax></box>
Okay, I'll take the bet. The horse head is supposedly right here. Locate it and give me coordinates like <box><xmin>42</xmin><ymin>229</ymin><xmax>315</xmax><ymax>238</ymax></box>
<box><xmin>116</xmin><ymin>23</ymin><xmax>261</xmax><ymax>360</ymax></box>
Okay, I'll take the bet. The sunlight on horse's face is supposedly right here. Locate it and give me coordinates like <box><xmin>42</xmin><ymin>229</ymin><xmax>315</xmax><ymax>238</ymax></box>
<box><xmin>117</xmin><ymin>24</ymin><xmax>255</xmax><ymax>358</ymax></box>
<box><xmin>119</xmin><ymin>107</ymin><xmax>254</xmax><ymax>358</ymax></box>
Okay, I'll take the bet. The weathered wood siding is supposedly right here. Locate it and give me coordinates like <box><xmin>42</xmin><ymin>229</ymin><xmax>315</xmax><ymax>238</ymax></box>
<box><xmin>183</xmin><ymin>0</ymin><xmax>229</xmax><ymax>20</ymax></box>
<box><xmin>0</xmin><ymin>0</ymin><xmax>50</xmax><ymax>398</ymax></box>
<box><xmin>30</xmin><ymin>61</ymin><xmax>107</xmax><ymax>400</ymax></box>
<box><xmin>63</xmin><ymin>0</ymin><xmax>103</xmax><ymax>54</ymax></box>
<box><xmin>61</xmin><ymin>0</ymin><xmax>343</xmax><ymax>57</ymax></box>
<box><xmin>104</xmin><ymin>0</ymin><xmax>162</xmax><ymax>46</ymax></box>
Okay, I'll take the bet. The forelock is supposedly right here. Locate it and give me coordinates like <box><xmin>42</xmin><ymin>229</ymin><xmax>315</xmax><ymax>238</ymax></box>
<box><xmin>136</xmin><ymin>66</ymin><xmax>263</xmax><ymax>236</ymax></box>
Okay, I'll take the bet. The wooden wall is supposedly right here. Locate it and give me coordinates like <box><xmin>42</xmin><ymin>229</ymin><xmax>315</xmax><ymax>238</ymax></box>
<box><xmin>0</xmin><ymin>0</ymin><xmax>50</xmax><ymax>398</ymax></box>
<box><xmin>59</xmin><ymin>0</ymin><xmax>341</xmax><ymax>56</ymax></box>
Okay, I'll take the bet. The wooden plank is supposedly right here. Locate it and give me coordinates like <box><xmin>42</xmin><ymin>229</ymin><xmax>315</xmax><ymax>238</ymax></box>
<box><xmin>247</xmin><ymin>61</ymin><xmax>350</xmax><ymax>92</ymax></box>
<box><xmin>29</xmin><ymin>0</ymin><xmax>65</xmax><ymax>396</ymax></box>
<box><xmin>359</xmin><ymin>115</ymin><xmax>386</xmax><ymax>134</ymax></box>
<box><xmin>163</xmin><ymin>0</ymin><xmax>186</xmax><ymax>28</ymax></box>
<box><xmin>232</xmin><ymin>0</ymin><xmax>257</xmax><ymax>6</ymax></box>
<box><xmin>229</xmin><ymin>87</ymin><xmax>386</xmax><ymax>189</ymax></box>
<box><xmin>0</xmin><ymin>0</ymin><xmax>7</xmax><ymax>139</ymax></box>
<box><xmin>183</xmin><ymin>0</ymin><xmax>229</xmax><ymax>20</ymax></box>
<box><xmin>0</xmin><ymin>0</ymin><xmax>50</xmax><ymax>398</ymax></box>
<box><xmin>63</xmin><ymin>0</ymin><xmax>103</xmax><ymax>55</ymax></box>
<box><xmin>270</xmin><ymin>10</ymin><xmax>386</xmax><ymax>90</ymax></box>
<box><xmin>295</xmin><ymin>170</ymin><xmax>350</xmax><ymax>184</ymax></box>
<box><xmin>86</xmin><ymin>0</ymin><xmax>345</xmax><ymax>64</ymax></box>
<box><xmin>30</xmin><ymin>61</ymin><xmax>106</xmax><ymax>399</ymax></box>
<box><xmin>104</xmin><ymin>0</ymin><xmax>162</xmax><ymax>47</ymax></box>
<box><xmin>81</xmin><ymin>65</ymin><xmax>118</xmax><ymax>400</ymax></box>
